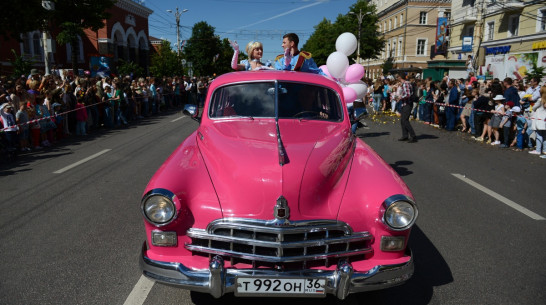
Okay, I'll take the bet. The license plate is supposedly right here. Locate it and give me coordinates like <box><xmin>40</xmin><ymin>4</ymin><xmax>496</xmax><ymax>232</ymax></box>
<box><xmin>236</xmin><ymin>277</ymin><xmax>326</xmax><ymax>296</ymax></box>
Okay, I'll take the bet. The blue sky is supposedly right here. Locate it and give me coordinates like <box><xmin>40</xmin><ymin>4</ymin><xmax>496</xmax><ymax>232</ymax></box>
<box><xmin>144</xmin><ymin>0</ymin><xmax>358</xmax><ymax>63</ymax></box>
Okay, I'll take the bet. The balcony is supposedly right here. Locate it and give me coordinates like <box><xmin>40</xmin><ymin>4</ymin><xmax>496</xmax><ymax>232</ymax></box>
<box><xmin>452</xmin><ymin>6</ymin><xmax>478</xmax><ymax>24</ymax></box>
<box><xmin>485</xmin><ymin>0</ymin><xmax>524</xmax><ymax>15</ymax></box>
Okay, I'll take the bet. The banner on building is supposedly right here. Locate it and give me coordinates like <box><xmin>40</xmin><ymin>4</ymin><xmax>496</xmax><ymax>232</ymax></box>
<box><xmin>90</xmin><ymin>56</ymin><xmax>111</xmax><ymax>77</ymax></box>
<box><xmin>483</xmin><ymin>52</ymin><xmax>539</xmax><ymax>80</ymax></box>
<box><xmin>435</xmin><ymin>17</ymin><xmax>448</xmax><ymax>55</ymax></box>
<box><xmin>505</xmin><ymin>52</ymin><xmax>538</xmax><ymax>80</ymax></box>
<box><xmin>462</xmin><ymin>36</ymin><xmax>473</xmax><ymax>52</ymax></box>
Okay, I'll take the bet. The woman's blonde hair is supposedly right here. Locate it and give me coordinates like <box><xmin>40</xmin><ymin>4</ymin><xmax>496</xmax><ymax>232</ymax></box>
<box><xmin>246</xmin><ymin>41</ymin><xmax>263</xmax><ymax>60</ymax></box>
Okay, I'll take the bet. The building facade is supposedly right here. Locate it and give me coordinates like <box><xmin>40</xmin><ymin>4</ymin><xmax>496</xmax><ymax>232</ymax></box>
<box><xmin>0</xmin><ymin>0</ymin><xmax>153</xmax><ymax>77</ymax></box>
<box><xmin>367</xmin><ymin>0</ymin><xmax>451</xmax><ymax>80</ymax></box>
<box><xmin>448</xmin><ymin>0</ymin><xmax>546</xmax><ymax>82</ymax></box>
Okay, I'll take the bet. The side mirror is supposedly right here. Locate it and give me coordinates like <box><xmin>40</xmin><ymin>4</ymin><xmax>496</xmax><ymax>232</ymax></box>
<box><xmin>183</xmin><ymin>104</ymin><xmax>200</xmax><ymax>122</ymax></box>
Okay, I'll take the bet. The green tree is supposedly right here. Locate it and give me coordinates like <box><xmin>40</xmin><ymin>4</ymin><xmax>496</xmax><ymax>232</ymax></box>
<box><xmin>52</xmin><ymin>0</ymin><xmax>115</xmax><ymax>75</ymax></box>
<box><xmin>0</xmin><ymin>0</ymin><xmax>48</xmax><ymax>41</ymax></box>
<box><xmin>7</xmin><ymin>49</ymin><xmax>34</xmax><ymax>79</ymax></box>
<box><xmin>184</xmin><ymin>21</ymin><xmax>221</xmax><ymax>76</ymax></box>
<box><xmin>149</xmin><ymin>41</ymin><xmax>184</xmax><ymax>77</ymax></box>
<box><xmin>381</xmin><ymin>57</ymin><xmax>394</xmax><ymax>74</ymax></box>
<box><xmin>212</xmin><ymin>38</ymin><xmax>247</xmax><ymax>76</ymax></box>
<box><xmin>301</xmin><ymin>18</ymin><xmax>338</xmax><ymax>65</ymax></box>
<box><xmin>303</xmin><ymin>0</ymin><xmax>383</xmax><ymax>64</ymax></box>
<box><xmin>525</xmin><ymin>62</ymin><xmax>545</xmax><ymax>84</ymax></box>
<box><xmin>117</xmin><ymin>59</ymin><xmax>145</xmax><ymax>78</ymax></box>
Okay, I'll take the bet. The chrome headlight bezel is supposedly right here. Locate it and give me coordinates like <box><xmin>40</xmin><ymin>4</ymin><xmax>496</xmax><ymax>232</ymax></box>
<box><xmin>141</xmin><ymin>188</ymin><xmax>178</xmax><ymax>227</ymax></box>
<box><xmin>382</xmin><ymin>194</ymin><xmax>418</xmax><ymax>231</ymax></box>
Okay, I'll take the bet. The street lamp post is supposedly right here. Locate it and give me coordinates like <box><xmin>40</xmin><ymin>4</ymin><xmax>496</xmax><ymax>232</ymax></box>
<box><xmin>349</xmin><ymin>9</ymin><xmax>370</xmax><ymax>65</ymax></box>
<box><xmin>167</xmin><ymin>7</ymin><xmax>188</xmax><ymax>56</ymax></box>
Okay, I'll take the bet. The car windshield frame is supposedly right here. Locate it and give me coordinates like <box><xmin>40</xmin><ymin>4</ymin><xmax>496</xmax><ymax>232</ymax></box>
<box><xmin>207</xmin><ymin>80</ymin><xmax>344</xmax><ymax>122</ymax></box>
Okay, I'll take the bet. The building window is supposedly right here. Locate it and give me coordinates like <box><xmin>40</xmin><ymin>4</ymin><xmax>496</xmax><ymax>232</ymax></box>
<box><xmin>419</xmin><ymin>12</ymin><xmax>427</xmax><ymax>25</ymax></box>
<box><xmin>466</xmin><ymin>25</ymin><xmax>474</xmax><ymax>38</ymax></box>
<box><xmin>508</xmin><ymin>14</ymin><xmax>519</xmax><ymax>37</ymax></box>
<box><xmin>389</xmin><ymin>19</ymin><xmax>392</xmax><ymax>31</ymax></box>
<box><xmin>417</xmin><ymin>39</ymin><xmax>426</xmax><ymax>56</ymax></box>
<box><xmin>538</xmin><ymin>8</ymin><xmax>546</xmax><ymax>32</ymax></box>
<box><xmin>395</xmin><ymin>16</ymin><xmax>398</xmax><ymax>28</ymax></box>
<box><xmin>32</xmin><ymin>33</ymin><xmax>42</xmax><ymax>60</ymax></box>
<box><xmin>444</xmin><ymin>12</ymin><xmax>451</xmax><ymax>21</ymax></box>
<box><xmin>392</xmin><ymin>41</ymin><xmax>396</xmax><ymax>57</ymax></box>
<box><xmin>384</xmin><ymin>21</ymin><xmax>387</xmax><ymax>32</ymax></box>
<box><xmin>401</xmin><ymin>13</ymin><xmax>404</xmax><ymax>25</ymax></box>
<box><xmin>22</xmin><ymin>33</ymin><xmax>31</xmax><ymax>55</ymax></box>
<box><xmin>397</xmin><ymin>38</ymin><xmax>403</xmax><ymax>57</ymax></box>
<box><xmin>486</xmin><ymin>21</ymin><xmax>494</xmax><ymax>41</ymax></box>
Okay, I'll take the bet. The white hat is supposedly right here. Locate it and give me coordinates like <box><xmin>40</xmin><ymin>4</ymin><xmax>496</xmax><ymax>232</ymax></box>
<box><xmin>0</xmin><ymin>103</ymin><xmax>13</xmax><ymax>110</ymax></box>
<box><xmin>511</xmin><ymin>106</ymin><xmax>521</xmax><ymax>113</ymax></box>
<box><xmin>493</xmin><ymin>94</ymin><xmax>505</xmax><ymax>101</ymax></box>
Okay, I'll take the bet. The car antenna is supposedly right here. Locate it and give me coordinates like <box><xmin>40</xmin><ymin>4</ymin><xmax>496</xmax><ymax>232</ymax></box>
<box><xmin>274</xmin><ymin>83</ymin><xmax>289</xmax><ymax>166</ymax></box>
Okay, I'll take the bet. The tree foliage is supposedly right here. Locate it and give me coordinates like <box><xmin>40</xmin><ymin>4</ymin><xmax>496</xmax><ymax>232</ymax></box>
<box><xmin>52</xmin><ymin>0</ymin><xmax>115</xmax><ymax>74</ymax></box>
<box><xmin>7</xmin><ymin>49</ymin><xmax>34</xmax><ymax>79</ymax></box>
<box><xmin>381</xmin><ymin>57</ymin><xmax>394</xmax><ymax>74</ymax></box>
<box><xmin>0</xmin><ymin>0</ymin><xmax>48</xmax><ymax>41</ymax></box>
<box><xmin>302</xmin><ymin>0</ymin><xmax>384</xmax><ymax>65</ymax></box>
<box><xmin>525</xmin><ymin>62</ymin><xmax>546</xmax><ymax>84</ymax></box>
<box><xmin>117</xmin><ymin>59</ymin><xmax>145</xmax><ymax>79</ymax></box>
<box><xmin>211</xmin><ymin>38</ymin><xmax>247</xmax><ymax>76</ymax></box>
<box><xmin>183</xmin><ymin>22</ymin><xmax>222</xmax><ymax>76</ymax></box>
<box><xmin>149</xmin><ymin>41</ymin><xmax>184</xmax><ymax>77</ymax></box>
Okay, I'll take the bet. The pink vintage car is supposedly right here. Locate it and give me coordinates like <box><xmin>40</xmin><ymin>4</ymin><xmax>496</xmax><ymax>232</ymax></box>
<box><xmin>140</xmin><ymin>70</ymin><xmax>418</xmax><ymax>299</ymax></box>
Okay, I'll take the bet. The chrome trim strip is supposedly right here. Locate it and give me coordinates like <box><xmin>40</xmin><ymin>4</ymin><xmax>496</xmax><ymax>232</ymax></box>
<box><xmin>140</xmin><ymin>243</ymin><xmax>414</xmax><ymax>299</ymax></box>
<box><xmin>187</xmin><ymin>229</ymin><xmax>371</xmax><ymax>248</ymax></box>
<box><xmin>140</xmin><ymin>188</ymin><xmax>178</xmax><ymax>227</ymax></box>
<box><xmin>184</xmin><ymin>245</ymin><xmax>373</xmax><ymax>263</ymax></box>
<box><xmin>381</xmin><ymin>194</ymin><xmax>418</xmax><ymax>231</ymax></box>
<box><xmin>207</xmin><ymin>218</ymin><xmax>354</xmax><ymax>234</ymax></box>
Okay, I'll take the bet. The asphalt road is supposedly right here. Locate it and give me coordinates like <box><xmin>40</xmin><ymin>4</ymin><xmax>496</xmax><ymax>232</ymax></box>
<box><xmin>1</xmin><ymin>110</ymin><xmax>544</xmax><ymax>305</ymax></box>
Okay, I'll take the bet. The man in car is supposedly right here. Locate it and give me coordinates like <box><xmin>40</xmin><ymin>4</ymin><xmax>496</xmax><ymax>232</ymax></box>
<box><xmin>275</xmin><ymin>33</ymin><xmax>324</xmax><ymax>75</ymax></box>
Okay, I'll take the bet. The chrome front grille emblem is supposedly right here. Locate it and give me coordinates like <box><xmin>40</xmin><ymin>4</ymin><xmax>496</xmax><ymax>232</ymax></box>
<box><xmin>274</xmin><ymin>195</ymin><xmax>290</xmax><ymax>220</ymax></box>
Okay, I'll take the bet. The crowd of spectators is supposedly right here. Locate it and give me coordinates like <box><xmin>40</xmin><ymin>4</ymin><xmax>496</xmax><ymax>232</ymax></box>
<box><xmin>0</xmin><ymin>69</ymin><xmax>212</xmax><ymax>161</ymax></box>
<box><xmin>366</xmin><ymin>73</ymin><xmax>546</xmax><ymax>158</ymax></box>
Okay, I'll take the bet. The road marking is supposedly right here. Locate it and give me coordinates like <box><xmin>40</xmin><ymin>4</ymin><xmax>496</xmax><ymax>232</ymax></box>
<box><xmin>171</xmin><ymin>115</ymin><xmax>186</xmax><ymax>122</ymax></box>
<box><xmin>452</xmin><ymin>173</ymin><xmax>545</xmax><ymax>220</ymax></box>
<box><xmin>123</xmin><ymin>275</ymin><xmax>155</xmax><ymax>305</ymax></box>
<box><xmin>53</xmin><ymin>149</ymin><xmax>112</xmax><ymax>174</ymax></box>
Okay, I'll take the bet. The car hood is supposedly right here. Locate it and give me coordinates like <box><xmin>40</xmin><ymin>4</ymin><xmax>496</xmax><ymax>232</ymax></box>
<box><xmin>197</xmin><ymin>119</ymin><xmax>354</xmax><ymax>220</ymax></box>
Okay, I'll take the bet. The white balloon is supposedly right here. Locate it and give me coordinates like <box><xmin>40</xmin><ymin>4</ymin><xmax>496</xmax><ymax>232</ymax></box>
<box><xmin>326</xmin><ymin>51</ymin><xmax>349</xmax><ymax>79</ymax></box>
<box><xmin>348</xmin><ymin>81</ymin><xmax>368</xmax><ymax>99</ymax></box>
<box><xmin>335</xmin><ymin>32</ymin><xmax>358</xmax><ymax>56</ymax></box>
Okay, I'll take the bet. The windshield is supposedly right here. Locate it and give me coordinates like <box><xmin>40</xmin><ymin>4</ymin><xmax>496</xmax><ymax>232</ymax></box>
<box><xmin>208</xmin><ymin>81</ymin><xmax>343</xmax><ymax>121</ymax></box>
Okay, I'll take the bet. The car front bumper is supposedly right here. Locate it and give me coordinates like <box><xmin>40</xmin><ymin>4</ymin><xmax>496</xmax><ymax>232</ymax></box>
<box><xmin>140</xmin><ymin>243</ymin><xmax>414</xmax><ymax>299</ymax></box>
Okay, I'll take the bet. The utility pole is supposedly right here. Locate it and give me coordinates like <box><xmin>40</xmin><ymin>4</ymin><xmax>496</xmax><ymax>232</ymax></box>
<box><xmin>42</xmin><ymin>0</ymin><xmax>54</xmax><ymax>75</ymax></box>
<box><xmin>350</xmin><ymin>9</ymin><xmax>365</xmax><ymax>64</ymax></box>
<box><xmin>167</xmin><ymin>7</ymin><xmax>188</xmax><ymax>57</ymax></box>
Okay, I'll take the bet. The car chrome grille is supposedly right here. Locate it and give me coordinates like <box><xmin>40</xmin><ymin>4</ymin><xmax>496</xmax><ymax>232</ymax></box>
<box><xmin>185</xmin><ymin>218</ymin><xmax>373</xmax><ymax>269</ymax></box>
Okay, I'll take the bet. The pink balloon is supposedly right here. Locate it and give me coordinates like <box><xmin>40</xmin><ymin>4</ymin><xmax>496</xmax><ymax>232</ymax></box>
<box><xmin>319</xmin><ymin>65</ymin><xmax>332</xmax><ymax>78</ymax></box>
<box><xmin>342</xmin><ymin>87</ymin><xmax>357</xmax><ymax>104</ymax></box>
<box><xmin>345</xmin><ymin>64</ymin><xmax>365</xmax><ymax>83</ymax></box>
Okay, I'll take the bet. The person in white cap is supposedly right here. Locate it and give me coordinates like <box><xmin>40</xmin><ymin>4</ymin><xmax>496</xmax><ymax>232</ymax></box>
<box><xmin>489</xmin><ymin>94</ymin><xmax>505</xmax><ymax>145</ymax></box>
<box><xmin>0</xmin><ymin>103</ymin><xmax>19</xmax><ymax>151</ymax></box>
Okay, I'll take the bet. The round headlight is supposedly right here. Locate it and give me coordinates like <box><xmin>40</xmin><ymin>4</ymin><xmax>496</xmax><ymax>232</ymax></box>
<box><xmin>142</xmin><ymin>193</ymin><xmax>176</xmax><ymax>225</ymax></box>
<box><xmin>383</xmin><ymin>196</ymin><xmax>417</xmax><ymax>231</ymax></box>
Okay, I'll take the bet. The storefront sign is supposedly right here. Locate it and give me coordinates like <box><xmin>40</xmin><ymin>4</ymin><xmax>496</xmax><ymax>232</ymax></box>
<box><xmin>485</xmin><ymin>46</ymin><xmax>511</xmax><ymax>55</ymax></box>
<box><xmin>532</xmin><ymin>41</ymin><xmax>546</xmax><ymax>50</ymax></box>
<box><xmin>462</xmin><ymin>36</ymin><xmax>473</xmax><ymax>52</ymax></box>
